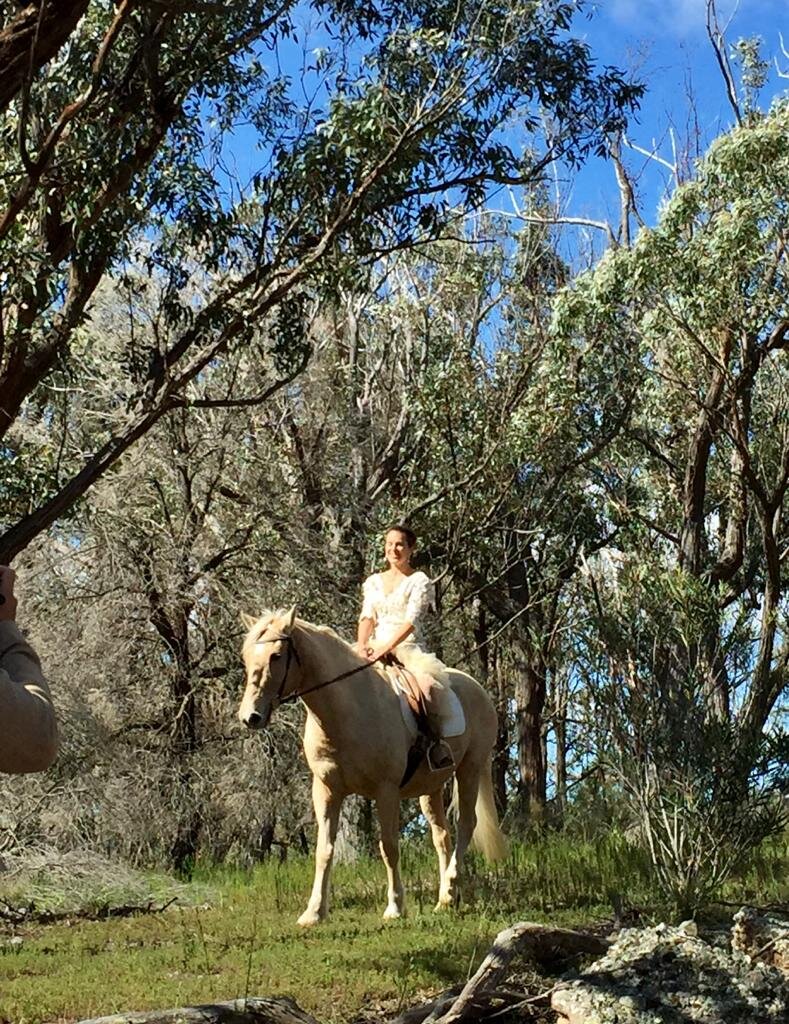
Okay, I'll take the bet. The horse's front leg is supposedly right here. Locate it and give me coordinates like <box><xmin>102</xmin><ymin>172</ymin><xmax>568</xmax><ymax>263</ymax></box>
<box><xmin>298</xmin><ymin>774</ymin><xmax>343</xmax><ymax>927</ymax></box>
<box><xmin>376</xmin><ymin>786</ymin><xmax>405</xmax><ymax>920</ymax></box>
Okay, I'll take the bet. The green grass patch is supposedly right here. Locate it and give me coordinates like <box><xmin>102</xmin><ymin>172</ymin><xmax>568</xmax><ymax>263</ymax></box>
<box><xmin>0</xmin><ymin>832</ymin><xmax>785</xmax><ymax>1024</ymax></box>
<box><xmin>719</xmin><ymin>831</ymin><xmax>789</xmax><ymax>906</ymax></box>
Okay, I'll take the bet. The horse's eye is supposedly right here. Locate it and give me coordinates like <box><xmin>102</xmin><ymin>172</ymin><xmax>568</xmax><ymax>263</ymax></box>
<box><xmin>270</xmin><ymin>651</ymin><xmax>281</xmax><ymax>662</ymax></box>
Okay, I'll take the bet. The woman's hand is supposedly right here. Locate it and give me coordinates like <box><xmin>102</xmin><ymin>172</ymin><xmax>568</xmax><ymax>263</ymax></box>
<box><xmin>365</xmin><ymin>644</ymin><xmax>388</xmax><ymax>663</ymax></box>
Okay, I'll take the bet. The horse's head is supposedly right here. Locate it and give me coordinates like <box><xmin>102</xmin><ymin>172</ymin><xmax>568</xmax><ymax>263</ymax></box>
<box><xmin>238</xmin><ymin>606</ymin><xmax>302</xmax><ymax>729</ymax></box>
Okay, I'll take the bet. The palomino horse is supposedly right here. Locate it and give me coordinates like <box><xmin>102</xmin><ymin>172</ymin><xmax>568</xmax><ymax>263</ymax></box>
<box><xmin>238</xmin><ymin>607</ymin><xmax>508</xmax><ymax>925</ymax></box>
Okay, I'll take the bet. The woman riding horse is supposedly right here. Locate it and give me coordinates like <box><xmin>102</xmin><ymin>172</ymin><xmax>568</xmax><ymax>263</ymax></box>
<box><xmin>355</xmin><ymin>524</ymin><xmax>454</xmax><ymax>771</ymax></box>
<box><xmin>239</xmin><ymin>607</ymin><xmax>507</xmax><ymax>923</ymax></box>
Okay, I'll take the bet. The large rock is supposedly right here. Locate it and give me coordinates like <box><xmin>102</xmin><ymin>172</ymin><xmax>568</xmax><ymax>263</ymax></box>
<box><xmin>551</xmin><ymin>919</ymin><xmax>789</xmax><ymax>1024</ymax></box>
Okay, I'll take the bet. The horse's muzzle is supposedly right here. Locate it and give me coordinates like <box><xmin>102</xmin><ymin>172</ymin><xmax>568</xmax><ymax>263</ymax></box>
<box><xmin>241</xmin><ymin>703</ymin><xmax>273</xmax><ymax>730</ymax></box>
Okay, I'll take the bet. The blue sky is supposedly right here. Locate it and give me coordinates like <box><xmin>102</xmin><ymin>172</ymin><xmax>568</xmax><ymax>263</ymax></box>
<box><xmin>564</xmin><ymin>0</ymin><xmax>788</xmax><ymax>235</ymax></box>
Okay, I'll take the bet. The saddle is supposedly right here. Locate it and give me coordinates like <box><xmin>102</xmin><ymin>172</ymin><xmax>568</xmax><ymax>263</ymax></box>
<box><xmin>379</xmin><ymin>653</ymin><xmax>428</xmax><ymax>720</ymax></box>
<box><xmin>378</xmin><ymin>653</ymin><xmax>453</xmax><ymax>783</ymax></box>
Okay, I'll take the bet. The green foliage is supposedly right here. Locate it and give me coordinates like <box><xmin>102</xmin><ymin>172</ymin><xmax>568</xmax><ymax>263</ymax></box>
<box><xmin>731</xmin><ymin>36</ymin><xmax>770</xmax><ymax>115</ymax></box>
<box><xmin>550</xmin><ymin>103</ymin><xmax>789</xmax><ymax>910</ymax></box>
<box><xmin>579</xmin><ymin>558</ymin><xmax>787</xmax><ymax>915</ymax></box>
<box><xmin>0</xmin><ymin>0</ymin><xmax>642</xmax><ymax>560</ymax></box>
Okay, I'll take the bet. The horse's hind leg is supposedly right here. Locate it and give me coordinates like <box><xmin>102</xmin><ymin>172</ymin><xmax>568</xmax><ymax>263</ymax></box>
<box><xmin>376</xmin><ymin>786</ymin><xmax>405</xmax><ymax>920</ymax></box>
<box><xmin>419</xmin><ymin>790</ymin><xmax>453</xmax><ymax>910</ymax></box>
<box><xmin>298</xmin><ymin>775</ymin><xmax>343</xmax><ymax>927</ymax></box>
<box><xmin>443</xmin><ymin>759</ymin><xmax>480</xmax><ymax>908</ymax></box>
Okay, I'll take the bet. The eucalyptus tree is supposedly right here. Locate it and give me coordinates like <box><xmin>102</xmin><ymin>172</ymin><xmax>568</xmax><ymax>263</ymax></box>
<box><xmin>10</xmin><ymin>276</ymin><xmax>324</xmax><ymax>869</ymax></box>
<box><xmin>555</xmin><ymin>103</ymin><xmax>789</xmax><ymax>908</ymax></box>
<box><xmin>11</xmin><ymin>248</ymin><xmax>487</xmax><ymax>866</ymax></box>
<box><xmin>0</xmin><ymin>0</ymin><xmax>640</xmax><ymax>565</ymax></box>
<box><xmin>0</xmin><ymin>1</ymin><xmax>89</xmax><ymax>110</ymax></box>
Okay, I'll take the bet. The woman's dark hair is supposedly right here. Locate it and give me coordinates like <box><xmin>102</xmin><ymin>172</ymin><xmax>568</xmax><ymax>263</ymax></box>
<box><xmin>384</xmin><ymin>523</ymin><xmax>417</xmax><ymax>547</ymax></box>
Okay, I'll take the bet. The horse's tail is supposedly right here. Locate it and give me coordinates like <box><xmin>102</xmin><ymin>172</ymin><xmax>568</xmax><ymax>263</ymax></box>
<box><xmin>458</xmin><ymin>756</ymin><xmax>509</xmax><ymax>863</ymax></box>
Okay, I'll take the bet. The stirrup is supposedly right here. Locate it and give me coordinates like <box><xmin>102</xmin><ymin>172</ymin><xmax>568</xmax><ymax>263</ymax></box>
<box><xmin>427</xmin><ymin>740</ymin><xmax>454</xmax><ymax>772</ymax></box>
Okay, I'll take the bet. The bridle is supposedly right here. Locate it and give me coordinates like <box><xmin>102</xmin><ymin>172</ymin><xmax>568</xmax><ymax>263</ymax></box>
<box><xmin>252</xmin><ymin>632</ymin><xmax>375</xmax><ymax>707</ymax></box>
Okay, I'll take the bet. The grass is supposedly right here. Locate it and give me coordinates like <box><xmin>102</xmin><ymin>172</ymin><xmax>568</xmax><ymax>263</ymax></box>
<box><xmin>0</xmin><ymin>831</ymin><xmax>786</xmax><ymax>1024</ymax></box>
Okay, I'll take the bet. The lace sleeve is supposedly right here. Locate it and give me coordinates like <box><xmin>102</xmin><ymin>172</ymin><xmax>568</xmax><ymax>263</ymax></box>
<box><xmin>359</xmin><ymin>575</ymin><xmax>377</xmax><ymax>621</ymax></box>
<box><xmin>405</xmin><ymin>573</ymin><xmax>435</xmax><ymax>625</ymax></box>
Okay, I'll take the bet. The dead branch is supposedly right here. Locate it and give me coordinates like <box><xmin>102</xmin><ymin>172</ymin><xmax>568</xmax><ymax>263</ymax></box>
<box><xmin>706</xmin><ymin>0</ymin><xmax>742</xmax><ymax>125</ymax></box>
<box><xmin>0</xmin><ymin>895</ymin><xmax>178</xmax><ymax>925</ymax></box>
<box><xmin>431</xmin><ymin>922</ymin><xmax>612</xmax><ymax>1024</ymax></box>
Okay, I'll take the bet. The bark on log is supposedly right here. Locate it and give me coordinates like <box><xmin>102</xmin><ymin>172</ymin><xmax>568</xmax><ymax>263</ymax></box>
<box><xmin>431</xmin><ymin>922</ymin><xmax>612</xmax><ymax>1024</ymax></box>
<box><xmin>75</xmin><ymin>996</ymin><xmax>321</xmax><ymax>1024</ymax></box>
<box><xmin>391</xmin><ymin>989</ymin><xmax>461</xmax><ymax>1024</ymax></box>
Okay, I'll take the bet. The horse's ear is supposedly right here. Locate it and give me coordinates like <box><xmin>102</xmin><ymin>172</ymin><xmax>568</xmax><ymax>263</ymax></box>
<box><xmin>284</xmin><ymin>605</ymin><xmax>297</xmax><ymax>632</ymax></box>
<box><xmin>240</xmin><ymin>612</ymin><xmax>258</xmax><ymax>631</ymax></box>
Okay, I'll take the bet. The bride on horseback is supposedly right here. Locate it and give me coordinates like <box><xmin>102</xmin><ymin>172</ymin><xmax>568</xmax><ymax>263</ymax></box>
<box><xmin>238</xmin><ymin>523</ymin><xmax>508</xmax><ymax>920</ymax></box>
<box><xmin>355</xmin><ymin>525</ymin><xmax>454</xmax><ymax>770</ymax></box>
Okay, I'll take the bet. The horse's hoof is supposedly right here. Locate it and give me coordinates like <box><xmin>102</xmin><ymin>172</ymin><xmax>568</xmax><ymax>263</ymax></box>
<box><xmin>297</xmin><ymin>910</ymin><xmax>322</xmax><ymax>927</ymax></box>
<box><xmin>434</xmin><ymin>897</ymin><xmax>452</xmax><ymax>912</ymax></box>
<box><xmin>383</xmin><ymin>905</ymin><xmax>404</xmax><ymax>921</ymax></box>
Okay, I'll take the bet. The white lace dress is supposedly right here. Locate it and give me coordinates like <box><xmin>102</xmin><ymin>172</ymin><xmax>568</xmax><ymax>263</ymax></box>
<box><xmin>359</xmin><ymin>571</ymin><xmax>449</xmax><ymax>687</ymax></box>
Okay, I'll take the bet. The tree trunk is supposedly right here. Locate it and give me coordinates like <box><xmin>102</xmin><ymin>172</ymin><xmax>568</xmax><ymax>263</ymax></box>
<box><xmin>360</xmin><ymin>797</ymin><xmax>376</xmax><ymax>855</ymax></box>
<box><xmin>0</xmin><ymin>2</ymin><xmax>89</xmax><ymax>113</ymax></box>
<box><xmin>169</xmin><ymin>617</ymin><xmax>201</xmax><ymax>878</ymax></box>
<box><xmin>553</xmin><ymin>672</ymin><xmax>568</xmax><ymax>823</ymax></box>
<box><xmin>515</xmin><ymin>647</ymin><xmax>547</xmax><ymax>821</ymax></box>
<box><xmin>493</xmin><ymin>658</ymin><xmax>509</xmax><ymax>817</ymax></box>
<box><xmin>75</xmin><ymin>996</ymin><xmax>321</xmax><ymax>1024</ymax></box>
<box><xmin>143</xmin><ymin>564</ymin><xmax>202</xmax><ymax>877</ymax></box>
<box><xmin>256</xmin><ymin>817</ymin><xmax>276</xmax><ymax>861</ymax></box>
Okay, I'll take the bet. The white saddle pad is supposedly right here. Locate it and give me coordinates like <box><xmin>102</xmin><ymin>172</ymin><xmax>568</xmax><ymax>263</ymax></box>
<box><xmin>397</xmin><ymin>688</ymin><xmax>466</xmax><ymax>740</ymax></box>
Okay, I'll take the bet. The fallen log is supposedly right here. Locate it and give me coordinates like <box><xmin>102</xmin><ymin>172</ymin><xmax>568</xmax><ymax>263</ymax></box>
<box><xmin>75</xmin><ymin>995</ymin><xmax>321</xmax><ymax>1024</ymax></box>
<box><xmin>71</xmin><ymin>923</ymin><xmax>610</xmax><ymax>1024</ymax></box>
<box><xmin>390</xmin><ymin>987</ymin><xmax>462</xmax><ymax>1024</ymax></box>
<box><xmin>391</xmin><ymin>987</ymin><xmax>528</xmax><ymax>1024</ymax></box>
<box><xmin>0</xmin><ymin>896</ymin><xmax>179</xmax><ymax>926</ymax></box>
<box><xmin>431</xmin><ymin>922</ymin><xmax>612</xmax><ymax>1024</ymax></box>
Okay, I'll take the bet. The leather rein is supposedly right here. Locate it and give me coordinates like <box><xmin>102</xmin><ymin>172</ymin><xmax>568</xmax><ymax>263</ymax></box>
<box><xmin>257</xmin><ymin>633</ymin><xmax>376</xmax><ymax>706</ymax></box>
<box><xmin>257</xmin><ymin>633</ymin><xmax>433</xmax><ymax>788</ymax></box>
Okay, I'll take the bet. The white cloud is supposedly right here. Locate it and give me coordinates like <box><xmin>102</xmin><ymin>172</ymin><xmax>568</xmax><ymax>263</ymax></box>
<box><xmin>602</xmin><ymin>0</ymin><xmax>759</xmax><ymax>40</ymax></box>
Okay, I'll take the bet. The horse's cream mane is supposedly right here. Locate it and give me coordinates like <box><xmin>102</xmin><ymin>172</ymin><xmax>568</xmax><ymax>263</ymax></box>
<box><xmin>240</xmin><ymin>609</ymin><xmax>279</xmax><ymax>657</ymax></box>
<box><xmin>296</xmin><ymin>618</ymin><xmax>360</xmax><ymax>660</ymax></box>
<box><xmin>241</xmin><ymin>610</ymin><xmax>360</xmax><ymax>662</ymax></box>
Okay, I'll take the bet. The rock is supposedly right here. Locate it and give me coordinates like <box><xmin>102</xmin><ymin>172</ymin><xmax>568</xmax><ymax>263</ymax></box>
<box><xmin>732</xmin><ymin>906</ymin><xmax>789</xmax><ymax>971</ymax></box>
<box><xmin>551</xmin><ymin>922</ymin><xmax>789</xmax><ymax>1023</ymax></box>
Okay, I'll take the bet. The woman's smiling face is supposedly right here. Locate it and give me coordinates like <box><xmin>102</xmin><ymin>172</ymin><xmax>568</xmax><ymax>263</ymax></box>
<box><xmin>384</xmin><ymin>529</ymin><xmax>413</xmax><ymax>569</ymax></box>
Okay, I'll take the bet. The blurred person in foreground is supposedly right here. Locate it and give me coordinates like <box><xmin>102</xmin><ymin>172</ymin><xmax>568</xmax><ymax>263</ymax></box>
<box><xmin>0</xmin><ymin>565</ymin><xmax>58</xmax><ymax>773</ymax></box>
